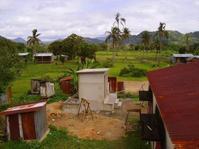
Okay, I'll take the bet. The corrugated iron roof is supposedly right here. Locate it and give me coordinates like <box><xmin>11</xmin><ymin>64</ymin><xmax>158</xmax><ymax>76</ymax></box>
<box><xmin>147</xmin><ymin>61</ymin><xmax>199</xmax><ymax>145</ymax></box>
<box><xmin>34</xmin><ymin>53</ymin><xmax>53</xmax><ymax>57</ymax></box>
<box><xmin>173</xmin><ymin>54</ymin><xmax>193</xmax><ymax>58</ymax></box>
<box><xmin>0</xmin><ymin>101</ymin><xmax>46</xmax><ymax>115</ymax></box>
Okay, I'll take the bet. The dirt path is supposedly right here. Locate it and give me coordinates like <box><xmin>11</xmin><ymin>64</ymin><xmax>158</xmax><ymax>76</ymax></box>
<box><xmin>123</xmin><ymin>80</ymin><xmax>149</xmax><ymax>93</ymax></box>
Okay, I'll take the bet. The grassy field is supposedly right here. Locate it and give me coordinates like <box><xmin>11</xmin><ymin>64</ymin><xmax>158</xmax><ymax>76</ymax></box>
<box><xmin>0</xmin><ymin>50</ymin><xmax>172</xmax><ymax>148</ymax></box>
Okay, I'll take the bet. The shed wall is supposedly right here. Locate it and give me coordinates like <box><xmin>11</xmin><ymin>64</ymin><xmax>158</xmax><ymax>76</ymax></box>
<box><xmin>34</xmin><ymin>106</ymin><xmax>48</xmax><ymax>139</ymax></box>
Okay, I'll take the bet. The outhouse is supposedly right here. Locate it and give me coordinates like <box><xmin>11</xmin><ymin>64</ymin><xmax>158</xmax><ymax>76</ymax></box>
<box><xmin>0</xmin><ymin>101</ymin><xmax>48</xmax><ymax>141</ymax></box>
<box><xmin>77</xmin><ymin>68</ymin><xmax>121</xmax><ymax>112</ymax></box>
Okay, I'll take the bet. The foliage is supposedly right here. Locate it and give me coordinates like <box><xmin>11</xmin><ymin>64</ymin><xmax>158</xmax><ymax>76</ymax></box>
<box><xmin>27</xmin><ymin>29</ymin><xmax>41</xmax><ymax>55</ymax></box>
<box><xmin>141</xmin><ymin>31</ymin><xmax>151</xmax><ymax>51</ymax></box>
<box><xmin>0</xmin><ymin>43</ymin><xmax>21</xmax><ymax>94</ymax></box>
<box><xmin>48</xmin><ymin>40</ymin><xmax>63</xmax><ymax>56</ymax></box>
<box><xmin>119</xmin><ymin>64</ymin><xmax>146</xmax><ymax>77</ymax></box>
<box><xmin>101</xmin><ymin>59</ymin><xmax>114</xmax><ymax>68</ymax></box>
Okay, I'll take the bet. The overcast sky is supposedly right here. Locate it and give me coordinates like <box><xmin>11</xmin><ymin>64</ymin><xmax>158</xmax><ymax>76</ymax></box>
<box><xmin>0</xmin><ymin>0</ymin><xmax>199</xmax><ymax>41</ymax></box>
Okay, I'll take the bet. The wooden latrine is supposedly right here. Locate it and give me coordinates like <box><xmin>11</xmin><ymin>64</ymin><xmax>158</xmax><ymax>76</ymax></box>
<box><xmin>0</xmin><ymin>101</ymin><xmax>48</xmax><ymax>141</ymax></box>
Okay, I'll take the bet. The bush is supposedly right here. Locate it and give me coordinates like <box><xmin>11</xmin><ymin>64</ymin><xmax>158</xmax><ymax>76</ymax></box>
<box><xmin>119</xmin><ymin>64</ymin><xmax>146</xmax><ymax>77</ymax></box>
<box><xmin>101</xmin><ymin>59</ymin><xmax>114</xmax><ymax>68</ymax></box>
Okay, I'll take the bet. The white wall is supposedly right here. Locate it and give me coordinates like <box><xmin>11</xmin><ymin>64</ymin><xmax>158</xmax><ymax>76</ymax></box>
<box><xmin>78</xmin><ymin>72</ymin><xmax>108</xmax><ymax>111</ymax></box>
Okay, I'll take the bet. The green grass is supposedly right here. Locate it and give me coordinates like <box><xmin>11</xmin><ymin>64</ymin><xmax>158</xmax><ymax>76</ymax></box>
<box><xmin>97</xmin><ymin>50</ymin><xmax>172</xmax><ymax>81</ymax></box>
<box><xmin>0</xmin><ymin>126</ymin><xmax>150</xmax><ymax>149</ymax></box>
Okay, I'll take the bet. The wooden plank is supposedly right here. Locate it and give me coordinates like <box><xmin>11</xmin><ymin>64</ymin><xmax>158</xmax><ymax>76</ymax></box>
<box><xmin>21</xmin><ymin>112</ymin><xmax>36</xmax><ymax>140</ymax></box>
<box><xmin>9</xmin><ymin>114</ymin><xmax>20</xmax><ymax>140</ymax></box>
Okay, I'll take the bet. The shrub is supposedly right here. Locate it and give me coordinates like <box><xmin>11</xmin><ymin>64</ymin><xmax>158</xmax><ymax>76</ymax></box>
<box><xmin>119</xmin><ymin>64</ymin><xmax>146</xmax><ymax>77</ymax></box>
<box><xmin>101</xmin><ymin>59</ymin><xmax>114</xmax><ymax>68</ymax></box>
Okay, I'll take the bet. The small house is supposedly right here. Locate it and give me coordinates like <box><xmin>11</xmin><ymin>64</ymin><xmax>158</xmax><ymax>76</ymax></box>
<box><xmin>0</xmin><ymin>101</ymin><xmax>48</xmax><ymax>141</ymax></box>
<box><xmin>172</xmin><ymin>54</ymin><xmax>193</xmax><ymax>63</ymax></box>
<box><xmin>140</xmin><ymin>61</ymin><xmax>199</xmax><ymax>149</ymax></box>
<box><xmin>34</xmin><ymin>53</ymin><xmax>54</xmax><ymax>64</ymax></box>
<box><xmin>77</xmin><ymin>68</ymin><xmax>121</xmax><ymax>112</ymax></box>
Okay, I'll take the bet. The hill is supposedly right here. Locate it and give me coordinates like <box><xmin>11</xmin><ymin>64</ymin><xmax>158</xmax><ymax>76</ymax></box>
<box><xmin>13</xmin><ymin>37</ymin><xmax>26</xmax><ymax>44</ymax></box>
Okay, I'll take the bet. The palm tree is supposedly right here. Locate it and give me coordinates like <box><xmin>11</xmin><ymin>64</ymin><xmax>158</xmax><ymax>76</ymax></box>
<box><xmin>114</xmin><ymin>12</ymin><xmax>126</xmax><ymax>30</ymax></box>
<box><xmin>122</xmin><ymin>27</ymin><xmax>131</xmax><ymax>60</ymax></box>
<box><xmin>141</xmin><ymin>31</ymin><xmax>150</xmax><ymax>51</ymax></box>
<box><xmin>184</xmin><ymin>33</ymin><xmax>192</xmax><ymax>51</ymax></box>
<box><xmin>105</xmin><ymin>27</ymin><xmax>121</xmax><ymax>48</ymax></box>
<box><xmin>27</xmin><ymin>29</ymin><xmax>41</xmax><ymax>55</ymax></box>
<box><xmin>155</xmin><ymin>22</ymin><xmax>168</xmax><ymax>66</ymax></box>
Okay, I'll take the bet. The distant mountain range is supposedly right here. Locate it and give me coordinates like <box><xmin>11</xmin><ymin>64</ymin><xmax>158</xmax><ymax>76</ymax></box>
<box><xmin>7</xmin><ymin>30</ymin><xmax>199</xmax><ymax>45</ymax></box>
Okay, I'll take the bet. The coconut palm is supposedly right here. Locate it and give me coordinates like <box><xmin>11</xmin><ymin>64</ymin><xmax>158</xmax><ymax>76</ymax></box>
<box><xmin>122</xmin><ymin>27</ymin><xmax>131</xmax><ymax>60</ymax></box>
<box><xmin>141</xmin><ymin>31</ymin><xmax>150</xmax><ymax>51</ymax></box>
<box><xmin>27</xmin><ymin>29</ymin><xmax>41</xmax><ymax>55</ymax></box>
<box><xmin>155</xmin><ymin>22</ymin><xmax>169</xmax><ymax>66</ymax></box>
<box><xmin>105</xmin><ymin>27</ymin><xmax>121</xmax><ymax>48</ymax></box>
<box><xmin>114</xmin><ymin>12</ymin><xmax>126</xmax><ymax>29</ymax></box>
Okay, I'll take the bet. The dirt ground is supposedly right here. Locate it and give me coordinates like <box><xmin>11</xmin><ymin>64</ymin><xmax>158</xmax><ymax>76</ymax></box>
<box><xmin>47</xmin><ymin>102</ymin><xmax>125</xmax><ymax>140</ymax></box>
<box><xmin>124</xmin><ymin>81</ymin><xmax>149</xmax><ymax>93</ymax></box>
<box><xmin>46</xmin><ymin>81</ymin><xmax>148</xmax><ymax>141</ymax></box>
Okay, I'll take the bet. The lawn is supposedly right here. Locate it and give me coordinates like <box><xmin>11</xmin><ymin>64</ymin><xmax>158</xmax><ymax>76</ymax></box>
<box><xmin>0</xmin><ymin>50</ymin><xmax>172</xmax><ymax>148</ymax></box>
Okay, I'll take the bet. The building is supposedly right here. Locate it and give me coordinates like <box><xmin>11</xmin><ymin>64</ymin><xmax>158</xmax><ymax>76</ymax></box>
<box><xmin>172</xmin><ymin>54</ymin><xmax>193</xmax><ymax>63</ymax></box>
<box><xmin>140</xmin><ymin>61</ymin><xmax>199</xmax><ymax>149</ymax></box>
<box><xmin>77</xmin><ymin>68</ymin><xmax>121</xmax><ymax>112</ymax></box>
<box><xmin>34</xmin><ymin>53</ymin><xmax>54</xmax><ymax>64</ymax></box>
<box><xmin>18</xmin><ymin>52</ymin><xmax>29</xmax><ymax>62</ymax></box>
<box><xmin>0</xmin><ymin>101</ymin><xmax>48</xmax><ymax>141</ymax></box>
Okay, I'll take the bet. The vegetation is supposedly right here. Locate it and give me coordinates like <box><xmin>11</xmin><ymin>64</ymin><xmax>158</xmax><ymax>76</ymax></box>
<box><xmin>119</xmin><ymin>64</ymin><xmax>146</xmax><ymax>77</ymax></box>
<box><xmin>0</xmin><ymin>125</ymin><xmax>150</xmax><ymax>149</ymax></box>
<box><xmin>27</xmin><ymin>29</ymin><xmax>41</xmax><ymax>55</ymax></box>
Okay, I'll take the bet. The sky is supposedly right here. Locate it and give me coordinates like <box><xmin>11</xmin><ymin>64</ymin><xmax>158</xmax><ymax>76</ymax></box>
<box><xmin>0</xmin><ymin>0</ymin><xmax>199</xmax><ymax>41</ymax></box>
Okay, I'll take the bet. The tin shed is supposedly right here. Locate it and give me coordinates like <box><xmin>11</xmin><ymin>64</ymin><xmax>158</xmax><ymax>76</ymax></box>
<box><xmin>0</xmin><ymin>101</ymin><xmax>48</xmax><ymax>141</ymax></box>
<box><xmin>34</xmin><ymin>53</ymin><xmax>54</xmax><ymax>64</ymax></box>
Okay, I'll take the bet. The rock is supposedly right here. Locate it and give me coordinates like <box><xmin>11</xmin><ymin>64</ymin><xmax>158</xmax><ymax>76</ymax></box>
<box><xmin>97</xmin><ymin>131</ymin><xmax>101</xmax><ymax>135</ymax></box>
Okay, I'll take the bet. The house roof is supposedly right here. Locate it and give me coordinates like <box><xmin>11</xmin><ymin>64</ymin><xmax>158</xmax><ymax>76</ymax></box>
<box><xmin>34</xmin><ymin>53</ymin><xmax>53</xmax><ymax>57</ymax></box>
<box><xmin>147</xmin><ymin>61</ymin><xmax>199</xmax><ymax>145</ymax></box>
<box><xmin>0</xmin><ymin>101</ymin><xmax>46</xmax><ymax>115</ymax></box>
<box><xmin>77</xmin><ymin>68</ymin><xmax>109</xmax><ymax>74</ymax></box>
<box><xmin>173</xmin><ymin>54</ymin><xmax>193</xmax><ymax>58</ymax></box>
<box><xmin>18</xmin><ymin>52</ymin><xmax>29</xmax><ymax>56</ymax></box>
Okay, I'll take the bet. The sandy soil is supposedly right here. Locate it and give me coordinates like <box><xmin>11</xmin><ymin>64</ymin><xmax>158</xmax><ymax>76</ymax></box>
<box><xmin>47</xmin><ymin>102</ymin><xmax>125</xmax><ymax>140</ymax></box>
<box><xmin>124</xmin><ymin>81</ymin><xmax>149</xmax><ymax>93</ymax></box>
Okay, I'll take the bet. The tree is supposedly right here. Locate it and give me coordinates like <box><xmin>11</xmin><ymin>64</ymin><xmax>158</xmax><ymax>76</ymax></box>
<box><xmin>48</xmin><ymin>40</ymin><xmax>63</xmax><ymax>56</ymax></box>
<box><xmin>184</xmin><ymin>34</ymin><xmax>192</xmax><ymax>51</ymax></box>
<box><xmin>62</xmin><ymin>34</ymin><xmax>85</xmax><ymax>59</ymax></box>
<box><xmin>155</xmin><ymin>22</ymin><xmax>169</xmax><ymax>66</ymax></box>
<box><xmin>105</xmin><ymin>27</ymin><xmax>121</xmax><ymax>48</ymax></box>
<box><xmin>77</xmin><ymin>42</ymin><xmax>96</xmax><ymax>64</ymax></box>
<box><xmin>0</xmin><ymin>43</ymin><xmax>21</xmax><ymax>94</ymax></box>
<box><xmin>27</xmin><ymin>29</ymin><xmax>41</xmax><ymax>55</ymax></box>
<box><xmin>141</xmin><ymin>31</ymin><xmax>151</xmax><ymax>51</ymax></box>
<box><xmin>114</xmin><ymin>13</ymin><xmax>126</xmax><ymax>29</ymax></box>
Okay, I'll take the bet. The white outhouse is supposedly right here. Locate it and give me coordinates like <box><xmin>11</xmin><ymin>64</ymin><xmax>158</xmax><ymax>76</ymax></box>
<box><xmin>77</xmin><ymin>68</ymin><xmax>121</xmax><ymax>112</ymax></box>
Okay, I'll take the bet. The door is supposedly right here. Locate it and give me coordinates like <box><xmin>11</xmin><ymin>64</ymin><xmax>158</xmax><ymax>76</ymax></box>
<box><xmin>21</xmin><ymin>112</ymin><xmax>36</xmax><ymax>140</ymax></box>
<box><xmin>9</xmin><ymin>114</ymin><xmax>20</xmax><ymax>140</ymax></box>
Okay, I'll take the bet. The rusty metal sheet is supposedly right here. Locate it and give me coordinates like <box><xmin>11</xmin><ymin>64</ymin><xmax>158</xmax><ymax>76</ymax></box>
<box><xmin>147</xmin><ymin>61</ymin><xmax>199</xmax><ymax>145</ymax></box>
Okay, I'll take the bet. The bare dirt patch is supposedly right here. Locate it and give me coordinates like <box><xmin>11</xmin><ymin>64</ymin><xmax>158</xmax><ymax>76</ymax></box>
<box><xmin>47</xmin><ymin>102</ymin><xmax>125</xmax><ymax>141</ymax></box>
<box><xmin>124</xmin><ymin>81</ymin><xmax>149</xmax><ymax>94</ymax></box>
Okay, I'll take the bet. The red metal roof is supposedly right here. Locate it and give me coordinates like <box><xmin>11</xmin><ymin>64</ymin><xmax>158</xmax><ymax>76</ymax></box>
<box><xmin>0</xmin><ymin>101</ymin><xmax>46</xmax><ymax>115</ymax></box>
<box><xmin>147</xmin><ymin>61</ymin><xmax>199</xmax><ymax>145</ymax></box>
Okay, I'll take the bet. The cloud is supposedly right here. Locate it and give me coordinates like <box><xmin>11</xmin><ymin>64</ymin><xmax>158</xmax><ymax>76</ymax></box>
<box><xmin>0</xmin><ymin>0</ymin><xmax>198</xmax><ymax>40</ymax></box>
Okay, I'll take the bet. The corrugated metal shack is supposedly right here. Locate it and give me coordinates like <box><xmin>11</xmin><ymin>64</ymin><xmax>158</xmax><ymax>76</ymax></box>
<box><xmin>0</xmin><ymin>101</ymin><xmax>48</xmax><ymax>141</ymax></box>
<box><xmin>60</xmin><ymin>76</ymin><xmax>73</xmax><ymax>95</ymax></box>
<box><xmin>34</xmin><ymin>53</ymin><xmax>54</xmax><ymax>64</ymax></box>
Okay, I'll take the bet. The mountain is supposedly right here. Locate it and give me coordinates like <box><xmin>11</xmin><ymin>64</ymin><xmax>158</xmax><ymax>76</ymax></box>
<box><xmin>13</xmin><ymin>37</ymin><xmax>26</xmax><ymax>44</ymax></box>
<box><xmin>84</xmin><ymin>37</ymin><xmax>104</xmax><ymax>44</ymax></box>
